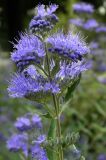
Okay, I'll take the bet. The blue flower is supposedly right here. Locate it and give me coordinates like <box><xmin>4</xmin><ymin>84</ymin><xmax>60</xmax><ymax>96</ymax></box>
<box><xmin>89</xmin><ymin>41</ymin><xmax>99</xmax><ymax>49</ymax></box>
<box><xmin>56</xmin><ymin>60</ymin><xmax>90</xmax><ymax>80</ymax></box>
<box><xmin>29</xmin><ymin>4</ymin><xmax>58</xmax><ymax>34</ymax></box>
<box><xmin>70</xmin><ymin>18</ymin><xmax>98</xmax><ymax>31</ymax></box>
<box><xmin>96</xmin><ymin>25</ymin><xmax>106</xmax><ymax>33</ymax></box>
<box><xmin>97</xmin><ymin>154</ymin><xmax>106</xmax><ymax>160</ymax></box>
<box><xmin>11</xmin><ymin>33</ymin><xmax>45</xmax><ymax>70</ymax></box>
<box><xmin>6</xmin><ymin>133</ymin><xmax>28</xmax><ymax>156</ymax></box>
<box><xmin>83</xmin><ymin>19</ymin><xmax>98</xmax><ymax>30</ymax></box>
<box><xmin>73</xmin><ymin>2</ymin><xmax>94</xmax><ymax>14</ymax></box>
<box><xmin>31</xmin><ymin>144</ymin><xmax>48</xmax><ymax>160</ymax></box>
<box><xmin>8</xmin><ymin>72</ymin><xmax>42</xmax><ymax>98</ymax></box>
<box><xmin>34</xmin><ymin>135</ymin><xmax>46</xmax><ymax>144</ymax></box>
<box><xmin>47</xmin><ymin>31</ymin><xmax>89</xmax><ymax>62</ymax></box>
<box><xmin>14</xmin><ymin>113</ymin><xmax>43</xmax><ymax>131</ymax></box>
<box><xmin>6</xmin><ymin>113</ymin><xmax>48</xmax><ymax>158</ymax></box>
<box><xmin>8</xmin><ymin>65</ymin><xmax>60</xmax><ymax>99</ymax></box>
<box><xmin>8</xmin><ymin>65</ymin><xmax>45</xmax><ymax>98</ymax></box>
<box><xmin>14</xmin><ymin>117</ymin><xmax>31</xmax><ymax>132</ymax></box>
<box><xmin>44</xmin><ymin>82</ymin><xmax>60</xmax><ymax>93</ymax></box>
<box><xmin>70</xmin><ymin>18</ymin><xmax>84</xmax><ymax>27</ymax></box>
<box><xmin>32</xmin><ymin>114</ymin><xmax>42</xmax><ymax>128</ymax></box>
<box><xmin>23</xmin><ymin>65</ymin><xmax>39</xmax><ymax>79</ymax></box>
<box><xmin>8</xmin><ymin>3</ymin><xmax>91</xmax><ymax>103</ymax></box>
<box><xmin>36</xmin><ymin>4</ymin><xmax>58</xmax><ymax>17</ymax></box>
<box><xmin>97</xmin><ymin>76</ymin><xmax>106</xmax><ymax>84</ymax></box>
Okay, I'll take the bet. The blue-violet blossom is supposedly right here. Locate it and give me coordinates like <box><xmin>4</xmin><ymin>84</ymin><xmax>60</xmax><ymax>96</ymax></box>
<box><xmin>11</xmin><ymin>33</ymin><xmax>45</xmax><ymax>71</ymax></box>
<box><xmin>73</xmin><ymin>2</ymin><xmax>94</xmax><ymax>14</ymax></box>
<box><xmin>14</xmin><ymin>113</ymin><xmax>42</xmax><ymax>131</ymax></box>
<box><xmin>29</xmin><ymin>4</ymin><xmax>58</xmax><ymax>35</ymax></box>
<box><xmin>6</xmin><ymin>133</ymin><xmax>28</xmax><ymax>156</ymax></box>
<box><xmin>83</xmin><ymin>19</ymin><xmax>98</xmax><ymax>30</ymax></box>
<box><xmin>47</xmin><ymin>31</ymin><xmax>89</xmax><ymax>62</ymax></box>
<box><xmin>6</xmin><ymin>113</ymin><xmax>48</xmax><ymax>159</ymax></box>
<box><xmin>70</xmin><ymin>18</ymin><xmax>84</xmax><ymax>27</ymax></box>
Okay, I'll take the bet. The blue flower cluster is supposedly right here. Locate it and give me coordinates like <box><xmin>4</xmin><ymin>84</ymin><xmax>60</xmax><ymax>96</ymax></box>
<box><xmin>70</xmin><ymin>18</ymin><xmax>98</xmax><ymax>31</ymax></box>
<box><xmin>14</xmin><ymin>113</ymin><xmax>42</xmax><ymax>131</ymax></box>
<box><xmin>97</xmin><ymin>154</ymin><xmax>106</xmax><ymax>160</ymax></box>
<box><xmin>96</xmin><ymin>26</ymin><xmax>106</xmax><ymax>33</ymax></box>
<box><xmin>56</xmin><ymin>60</ymin><xmax>90</xmax><ymax>80</ymax></box>
<box><xmin>70</xmin><ymin>2</ymin><xmax>106</xmax><ymax>34</ymax></box>
<box><xmin>29</xmin><ymin>4</ymin><xmax>58</xmax><ymax>35</ymax></box>
<box><xmin>83</xmin><ymin>19</ymin><xmax>98</xmax><ymax>30</ymax></box>
<box><xmin>73</xmin><ymin>2</ymin><xmax>94</xmax><ymax>14</ymax></box>
<box><xmin>47</xmin><ymin>31</ymin><xmax>89</xmax><ymax>62</ymax></box>
<box><xmin>31</xmin><ymin>143</ymin><xmax>48</xmax><ymax>160</ymax></box>
<box><xmin>11</xmin><ymin>33</ymin><xmax>45</xmax><ymax>71</ymax></box>
<box><xmin>7</xmin><ymin>134</ymin><xmax>28</xmax><ymax>156</ymax></box>
<box><xmin>70</xmin><ymin>18</ymin><xmax>84</xmax><ymax>27</ymax></box>
<box><xmin>6</xmin><ymin>113</ymin><xmax>48</xmax><ymax>160</ymax></box>
<box><xmin>8</xmin><ymin>4</ymin><xmax>90</xmax><ymax>102</ymax></box>
<box><xmin>8</xmin><ymin>65</ymin><xmax>60</xmax><ymax>99</ymax></box>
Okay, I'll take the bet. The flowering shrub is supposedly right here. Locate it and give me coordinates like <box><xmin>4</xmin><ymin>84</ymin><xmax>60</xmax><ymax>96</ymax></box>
<box><xmin>7</xmin><ymin>4</ymin><xmax>90</xmax><ymax>160</ymax></box>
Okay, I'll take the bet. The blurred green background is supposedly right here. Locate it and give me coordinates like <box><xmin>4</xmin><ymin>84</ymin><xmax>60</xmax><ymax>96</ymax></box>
<box><xmin>0</xmin><ymin>0</ymin><xmax>106</xmax><ymax>160</ymax></box>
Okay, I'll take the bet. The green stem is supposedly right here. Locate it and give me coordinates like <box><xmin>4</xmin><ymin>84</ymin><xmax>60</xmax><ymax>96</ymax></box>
<box><xmin>47</xmin><ymin>119</ymin><xmax>56</xmax><ymax>160</ymax></box>
<box><xmin>52</xmin><ymin>94</ymin><xmax>64</xmax><ymax>160</ymax></box>
<box><xmin>45</xmin><ymin>43</ymin><xmax>63</xmax><ymax>160</ymax></box>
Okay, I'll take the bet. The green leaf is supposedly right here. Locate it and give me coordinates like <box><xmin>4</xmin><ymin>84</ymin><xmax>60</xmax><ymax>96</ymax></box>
<box><xmin>48</xmin><ymin>119</ymin><xmax>56</xmax><ymax>138</ymax></box>
<box><xmin>65</xmin><ymin>74</ymin><xmax>81</xmax><ymax>102</ymax></box>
